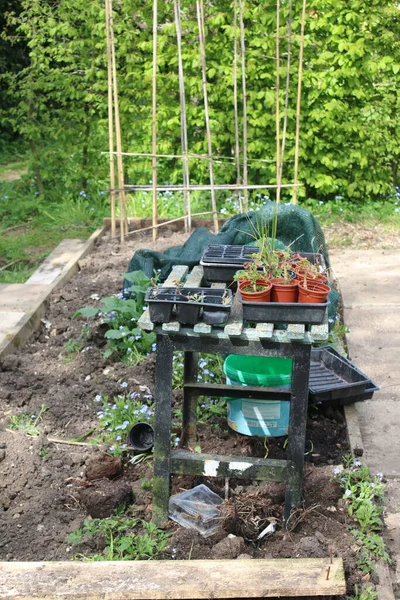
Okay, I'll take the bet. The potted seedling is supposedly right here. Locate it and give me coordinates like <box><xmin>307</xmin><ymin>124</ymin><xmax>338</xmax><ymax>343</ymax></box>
<box><xmin>298</xmin><ymin>279</ymin><xmax>330</xmax><ymax>304</ymax></box>
<box><xmin>234</xmin><ymin>261</ymin><xmax>272</xmax><ymax>302</ymax></box>
<box><xmin>270</xmin><ymin>258</ymin><xmax>298</xmax><ymax>303</ymax></box>
<box><xmin>202</xmin><ymin>289</ymin><xmax>233</xmax><ymax>325</ymax></box>
<box><xmin>176</xmin><ymin>291</ymin><xmax>203</xmax><ymax>325</ymax></box>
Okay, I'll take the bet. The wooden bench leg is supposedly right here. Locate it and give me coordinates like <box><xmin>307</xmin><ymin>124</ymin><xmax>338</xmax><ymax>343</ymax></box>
<box><xmin>182</xmin><ymin>351</ymin><xmax>199</xmax><ymax>447</ymax></box>
<box><xmin>152</xmin><ymin>334</ymin><xmax>174</xmax><ymax>527</ymax></box>
<box><xmin>284</xmin><ymin>343</ymin><xmax>311</xmax><ymax>525</ymax></box>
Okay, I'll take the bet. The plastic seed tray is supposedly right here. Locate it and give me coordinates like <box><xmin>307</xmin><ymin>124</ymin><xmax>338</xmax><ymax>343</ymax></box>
<box><xmin>309</xmin><ymin>346</ymin><xmax>373</xmax><ymax>403</ymax></box>
<box><xmin>145</xmin><ymin>287</ymin><xmax>233</xmax><ymax>325</ymax></box>
<box><xmin>238</xmin><ymin>290</ymin><xmax>329</xmax><ymax>325</ymax></box>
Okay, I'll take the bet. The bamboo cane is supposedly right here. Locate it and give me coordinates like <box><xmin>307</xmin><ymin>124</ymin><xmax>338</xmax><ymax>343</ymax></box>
<box><xmin>292</xmin><ymin>0</ymin><xmax>307</xmax><ymax>205</ymax></box>
<box><xmin>152</xmin><ymin>0</ymin><xmax>158</xmax><ymax>241</ymax></box>
<box><xmin>275</xmin><ymin>0</ymin><xmax>281</xmax><ymax>205</ymax></box>
<box><xmin>123</xmin><ymin>182</ymin><xmax>302</xmax><ymax>192</ymax></box>
<box><xmin>105</xmin><ymin>0</ymin><xmax>116</xmax><ymax>238</ymax></box>
<box><xmin>174</xmin><ymin>0</ymin><xmax>191</xmax><ymax>231</ymax></box>
<box><xmin>109</xmin><ymin>0</ymin><xmax>126</xmax><ymax>242</ymax></box>
<box><xmin>279</xmin><ymin>0</ymin><xmax>293</xmax><ymax>188</ymax></box>
<box><xmin>233</xmin><ymin>0</ymin><xmax>242</xmax><ymax>212</ymax></box>
<box><xmin>196</xmin><ymin>0</ymin><xmax>219</xmax><ymax>234</ymax></box>
<box><xmin>239</xmin><ymin>0</ymin><xmax>248</xmax><ymax>212</ymax></box>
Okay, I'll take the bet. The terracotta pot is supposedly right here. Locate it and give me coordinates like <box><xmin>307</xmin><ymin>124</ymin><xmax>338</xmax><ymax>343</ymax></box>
<box><xmin>239</xmin><ymin>279</ymin><xmax>272</xmax><ymax>302</ymax></box>
<box><xmin>270</xmin><ymin>278</ymin><xmax>298</xmax><ymax>303</ymax></box>
<box><xmin>298</xmin><ymin>281</ymin><xmax>330</xmax><ymax>303</ymax></box>
<box><xmin>295</xmin><ymin>269</ymin><xmax>328</xmax><ymax>284</ymax></box>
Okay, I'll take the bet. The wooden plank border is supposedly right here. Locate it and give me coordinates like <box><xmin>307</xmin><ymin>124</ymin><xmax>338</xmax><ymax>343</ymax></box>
<box><xmin>0</xmin><ymin>558</ymin><xmax>346</xmax><ymax>599</ymax></box>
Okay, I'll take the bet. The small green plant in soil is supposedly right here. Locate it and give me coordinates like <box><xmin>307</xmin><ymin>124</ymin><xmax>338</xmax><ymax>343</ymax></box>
<box><xmin>93</xmin><ymin>388</ymin><xmax>154</xmax><ymax>457</ymax></box>
<box><xmin>8</xmin><ymin>404</ymin><xmax>47</xmax><ymax>437</ymax></box>
<box><xmin>334</xmin><ymin>457</ymin><xmax>390</xmax><ymax>577</ymax></box>
<box><xmin>347</xmin><ymin>585</ymin><xmax>377</xmax><ymax>600</ymax></box>
<box><xmin>64</xmin><ymin>337</ymin><xmax>81</xmax><ymax>358</ymax></box>
<box><xmin>74</xmin><ymin>270</ymin><xmax>155</xmax><ymax>362</ymax></box>
<box><xmin>68</xmin><ymin>509</ymin><xmax>170</xmax><ymax>561</ymax></box>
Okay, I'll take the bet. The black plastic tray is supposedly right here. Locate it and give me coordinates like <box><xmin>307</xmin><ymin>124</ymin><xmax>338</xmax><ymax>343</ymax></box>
<box><xmin>238</xmin><ymin>290</ymin><xmax>329</xmax><ymax>325</ymax></box>
<box><xmin>145</xmin><ymin>287</ymin><xmax>233</xmax><ymax>325</ymax></box>
<box><xmin>309</xmin><ymin>346</ymin><xmax>371</xmax><ymax>402</ymax></box>
<box><xmin>200</xmin><ymin>245</ymin><xmax>326</xmax><ymax>283</ymax></box>
<box><xmin>309</xmin><ymin>346</ymin><xmax>378</xmax><ymax>406</ymax></box>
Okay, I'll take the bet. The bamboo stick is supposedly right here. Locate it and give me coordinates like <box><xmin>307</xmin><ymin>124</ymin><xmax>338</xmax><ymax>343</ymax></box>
<box><xmin>292</xmin><ymin>0</ymin><xmax>307</xmax><ymax>205</ymax></box>
<box><xmin>105</xmin><ymin>151</ymin><xmax>284</xmax><ymax>163</ymax></box>
<box><xmin>109</xmin><ymin>0</ymin><xmax>126</xmax><ymax>242</ymax></box>
<box><xmin>105</xmin><ymin>0</ymin><xmax>116</xmax><ymax>238</ymax></box>
<box><xmin>279</xmin><ymin>0</ymin><xmax>293</xmax><ymax>188</ymax></box>
<box><xmin>152</xmin><ymin>0</ymin><xmax>158</xmax><ymax>241</ymax></box>
<box><xmin>233</xmin><ymin>0</ymin><xmax>242</xmax><ymax>212</ymax></box>
<box><xmin>239</xmin><ymin>0</ymin><xmax>248</xmax><ymax>212</ymax></box>
<box><xmin>275</xmin><ymin>0</ymin><xmax>281</xmax><ymax>205</ymax></box>
<box><xmin>125</xmin><ymin>211</ymin><xmax>215</xmax><ymax>236</ymax></box>
<box><xmin>122</xmin><ymin>182</ymin><xmax>302</xmax><ymax>192</ymax></box>
<box><xmin>174</xmin><ymin>0</ymin><xmax>191</xmax><ymax>231</ymax></box>
<box><xmin>196</xmin><ymin>0</ymin><xmax>219</xmax><ymax>233</ymax></box>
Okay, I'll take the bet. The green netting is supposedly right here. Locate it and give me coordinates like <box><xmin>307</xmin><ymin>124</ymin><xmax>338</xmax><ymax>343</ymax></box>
<box><xmin>124</xmin><ymin>202</ymin><xmax>339</xmax><ymax>324</ymax></box>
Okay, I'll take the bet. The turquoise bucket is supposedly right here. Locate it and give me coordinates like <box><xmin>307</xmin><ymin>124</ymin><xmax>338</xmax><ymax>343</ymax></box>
<box><xmin>223</xmin><ymin>355</ymin><xmax>292</xmax><ymax>437</ymax></box>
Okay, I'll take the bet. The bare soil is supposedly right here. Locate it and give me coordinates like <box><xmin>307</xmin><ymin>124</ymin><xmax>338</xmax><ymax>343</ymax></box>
<box><xmin>0</xmin><ymin>227</ymin><xmax>371</xmax><ymax>595</ymax></box>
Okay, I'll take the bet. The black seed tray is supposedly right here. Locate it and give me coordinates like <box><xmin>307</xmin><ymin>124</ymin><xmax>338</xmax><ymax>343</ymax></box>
<box><xmin>238</xmin><ymin>291</ymin><xmax>329</xmax><ymax>325</ymax></box>
<box><xmin>200</xmin><ymin>244</ymin><xmax>326</xmax><ymax>283</ymax></box>
<box><xmin>309</xmin><ymin>346</ymin><xmax>372</xmax><ymax>403</ymax></box>
<box><xmin>309</xmin><ymin>346</ymin><xmax>378</xmax><ymax>406</ymax></box>
<box><xmin>145</xmin><ymin>287</ymin><xmax>233</xmax><ymax>325</ymax></box>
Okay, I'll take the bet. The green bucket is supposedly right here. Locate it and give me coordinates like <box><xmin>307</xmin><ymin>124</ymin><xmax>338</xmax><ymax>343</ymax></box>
<box><xmin>223</xmin><ymin>355</ymin><xmax>292</xmax><ymax>437</ymax></box>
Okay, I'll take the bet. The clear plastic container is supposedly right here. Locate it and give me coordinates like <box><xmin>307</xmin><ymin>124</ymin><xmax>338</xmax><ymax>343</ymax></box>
<box><xmin>168</xmin><ymin>484</ymin><xmax>223</xmax><ymax>537</ymax></box>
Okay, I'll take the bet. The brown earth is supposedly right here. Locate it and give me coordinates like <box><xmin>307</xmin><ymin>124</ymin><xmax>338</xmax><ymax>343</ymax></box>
<box><xmin>0</xmin><ymin>226</ymin><xmax>378</xmax><ymax>596</ymax></box>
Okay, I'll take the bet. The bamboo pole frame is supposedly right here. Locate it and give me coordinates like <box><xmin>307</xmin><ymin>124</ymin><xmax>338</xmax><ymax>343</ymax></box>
<box><xmin>292</xmin><ymin>0</ymin><xmax>307</xmax><ymax>205</ymax></box>
<box><xmin>151</xmin><ymin>0</ymin><xmax>158</xmax><ymax>240</ymax></box>
<box><xmin>239</xmin><ymin>0</ymin><xmax>248</xmax><ymax>212</ymax></box>
<box><xmin>105</xmin><ymin>0</ymin><xmax>116</xmax><ymax>239</ymax></box>
<box><xmin>122</xmin><ymin>182</ymin><xmax>302</xmax><ymax>192</ymax></box>
<box><xmin>279</xmin><ymin>0</ymin><xmax>293</xmax><ymax>191</ymax></box>
<box><xmin>233</xmin><ymin>0</ymin><xmax>242</xmax><ymax>212</ymax></box>
<box><xmin>196</xmin><ymin>0</ymin><xmax>219</xmax><ymax>234</ymax></box>
<box><xmin>108</xmin><ymin>0</ymin><xmax>127</xmax><ymax>242</ymax></box>
<box><xmin>174</xmin><ymin>0</ymin><xmax>192</xmax><ymax>231</ymax></box>
<box><xmin>275</xmin><ymin>0</ymin><xmax>282</xmax><ymax>205</ymax></box>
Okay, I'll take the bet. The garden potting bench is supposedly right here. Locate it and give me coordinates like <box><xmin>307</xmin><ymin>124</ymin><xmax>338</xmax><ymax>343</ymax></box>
<box><xmin>138</xmin><ymin>265</ymin><xmax>329</xmax><ymax>527</ymax></box>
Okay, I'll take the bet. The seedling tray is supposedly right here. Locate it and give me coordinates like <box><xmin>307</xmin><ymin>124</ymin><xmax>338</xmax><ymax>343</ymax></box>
<box><xmin>309</xmin><ymin>346</ymin><xmax>371</xmax><ymax>403</ymax></box>
<box><xmin>238</xmin><ymin>290</ymin><xmax>329</xmax><ymax>325</ymax></box>
<box><xmin>309</xmin><ymin>346</ymin><xmax>378</xmax><ymax>406</ymax></box>
<box><xmin>200</xmin><ymin>245</ymin><xmax>326</xmax><ymax>283</ymax></box>
<box><xmin>145</xmin><ymin>287</ymin><xmax>233</xmax><ymax>326</ymax></box>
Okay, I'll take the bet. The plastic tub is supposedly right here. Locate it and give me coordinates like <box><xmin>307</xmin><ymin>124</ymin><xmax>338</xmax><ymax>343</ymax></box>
<box><xmin>223</xmin><ymin>355</ymin><xmax>292</xmax><ymax>437</ymax></box>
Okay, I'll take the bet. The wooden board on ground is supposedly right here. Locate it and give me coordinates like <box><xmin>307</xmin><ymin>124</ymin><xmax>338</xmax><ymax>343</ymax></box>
<box><xmin>0</xmin><ymin>557</ymin><xmax>345</xmax><ymax>599</ymax></box>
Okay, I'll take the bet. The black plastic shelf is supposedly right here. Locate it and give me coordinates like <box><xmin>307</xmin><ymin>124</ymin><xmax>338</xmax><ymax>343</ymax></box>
<box><xmin>145</xmin><ymin>287</ymin><xmax>233</xmax><ymax>325</ymax></box>
<box><xmin>309</xmin><ymin>346</ymin><xmax>372</xmax><ymax>403</ymax></box>
<box><xmin>238</xmin><ymin>290</ymin><xmax>329</xmax><ymax>325</ymax></box>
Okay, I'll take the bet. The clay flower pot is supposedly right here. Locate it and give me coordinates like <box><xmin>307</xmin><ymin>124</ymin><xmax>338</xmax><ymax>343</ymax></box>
<box><xmin>270</xmin><ymin>278</ymin><xmax>298</xmax><ymax>303</ymax></box>
<box><xmin>298</xmin><ymin>281</ymin><xmax>330</xmax><ymax>304</ymax></box>
<box><xmin>295</xmin><ymin>269</ymin><xmax>328</xmax><ymax>285</ymax></box>
<box><xmin>239</xmin><ymin>279</ymin><xmax>272</xmax><ymax>302</ymax></box>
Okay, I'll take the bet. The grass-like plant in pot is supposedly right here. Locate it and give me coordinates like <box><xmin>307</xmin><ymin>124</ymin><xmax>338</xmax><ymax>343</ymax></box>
<box><xmin>234</xmin><ymin>261</ymin><xmax>272</xmax><ymax>302</ymax></box>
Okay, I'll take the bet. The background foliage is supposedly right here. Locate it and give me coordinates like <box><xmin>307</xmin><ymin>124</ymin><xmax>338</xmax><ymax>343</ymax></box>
<box><xmin>0</xmin><ymin>0</ymin><xmax>399</xmax><ymax>204</ymax></box>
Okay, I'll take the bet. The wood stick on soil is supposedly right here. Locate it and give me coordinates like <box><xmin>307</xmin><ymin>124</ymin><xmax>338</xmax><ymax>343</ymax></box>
<box><xmin>278</xmin><ymin>0</ymin><xmax>293</xmax><ymax>189</ymax></box>
<box><xmin>109</xmin><ymin>0</ymin><xmax>127</xmax><ymax>241</ymax></box>
<box><xmin>0</xmin><ymin>259</ymin><xmax>23</xmax><ymax>272</ymax></box>
<box><xmin>233</xmin><ymin>0</ymin><xmax>242</xmax><ymax>212</ymax></box>
<box><xmin>275</xmin><ymin>0</ymin><xmax>282</xmax><ymax>205</ymax></box>
<box><xmin>47</xmin><ymin>437</ymin><xmax>93</xmax><ymax>447</ymax></box>
<box><xmin>105</xmin><ymin>0</ymin><xmax>116</xmax><ymax>238</ymax></box>
<box><xmin>197</xmin><ymin>0</ymin><xmax>219</xmax><ymax>234</ymax></box>
<box><xmin>292</xmin><ymin>0</ymin><xmax>307</xmax><ymax>205</ymax></box>
<box><xmin>174</xmin><ymin>0</ymin><xmax>191</xmax><ymax>231</ymax></box>
<box><xmin>152</xmin><ymin>0</ymin><xmax>158</xmax><ymax>241</ymax></box>
<box><xmin>239</xmin><ymin>0</ymin><xmax>248</xmax><ymax>212</ymax></box>
<box><xmin>125</xmin><ymin>211</ymin><xmax>214</xmax><ymax>236</ymax></box>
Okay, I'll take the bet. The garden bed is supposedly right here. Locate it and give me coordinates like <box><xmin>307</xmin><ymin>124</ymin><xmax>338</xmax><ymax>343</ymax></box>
<box><xmin>0</xmin><ymin>230</ymin><xmax>369</xmax><ymax>595</ymax></box>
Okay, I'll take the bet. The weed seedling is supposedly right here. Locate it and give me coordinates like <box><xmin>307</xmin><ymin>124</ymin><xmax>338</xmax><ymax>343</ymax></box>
<box><xmin>8</xmin><ymin>404</ymin><xmax>48</xmax><ymax>437</ymax></box>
